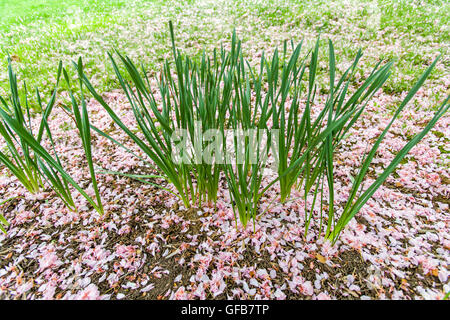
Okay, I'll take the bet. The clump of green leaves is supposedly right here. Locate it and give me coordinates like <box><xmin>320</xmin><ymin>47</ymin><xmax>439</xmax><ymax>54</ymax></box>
<box><xmin>0</xmin><ymin>58</ymin><xmax>76</xmax><ymax>208</ymax></box>
<box><xmin>76</xmin><ymin>21</ymin><xmax>449</xmax><ymax>242</ymax></box>
<box><xmin>0</xmin><ymin>58</ymin><xmax>104</xmax><ymax>232</ymax></box>
<box><xmin>78</xmin><ymin>22</ymin><xmax>242</xmax><ymax>208</ymax></box>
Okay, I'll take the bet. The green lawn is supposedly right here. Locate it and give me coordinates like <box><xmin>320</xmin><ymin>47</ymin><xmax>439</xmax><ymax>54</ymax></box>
<box><xmin>0</xmin><ymin>0</ymin><xmax>448</xmax><ymax>109</ymax></box>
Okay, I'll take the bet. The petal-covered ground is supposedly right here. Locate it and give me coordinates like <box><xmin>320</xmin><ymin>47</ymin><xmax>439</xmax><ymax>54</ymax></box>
<box><xmin>0</xmin><ymin>82</ymin><xmax>448</xmax><ymax>299</ymax></box>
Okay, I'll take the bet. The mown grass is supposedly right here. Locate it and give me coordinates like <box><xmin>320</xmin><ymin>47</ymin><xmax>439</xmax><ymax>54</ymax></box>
<box><xmin>0</xmin><ymin>0</ymin><xmax>448</xmax><ymax>110</ymax></box>
<box><xmin>0</xmin><ymin>0</ymin><xmax>164</xmax><ymax>104</ymax></box>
